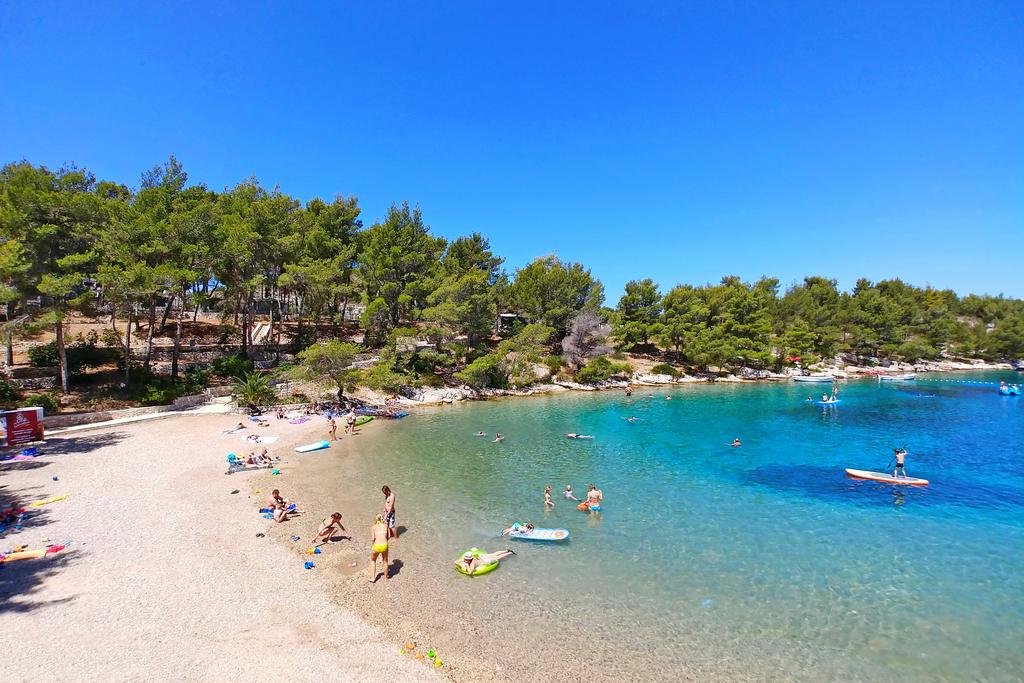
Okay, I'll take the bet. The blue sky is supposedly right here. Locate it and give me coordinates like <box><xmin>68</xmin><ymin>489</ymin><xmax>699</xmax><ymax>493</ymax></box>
<box><xmin>2</xmin><ymin>2</ymin><xmax>1022</xmax><ymax>300</ymax></box>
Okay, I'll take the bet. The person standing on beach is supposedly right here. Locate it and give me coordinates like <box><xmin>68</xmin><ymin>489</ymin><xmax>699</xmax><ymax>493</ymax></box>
<box><xmin>382</xmin><ymin>485</ymin><xmax>397</xmax><ymax>539</ymax></box>
<box><xmin>345</xmin><ymin>408</ymin><xmax>357</xmax><ymax>435</ymax></box>
<box><xmin>328</xmin><ymin>416</ymin><xmax>338</xmax><ymax>441</ymax></box>
<box><xmin>368</xmin><ymin>514</ymin><xmax>389</xmax><ymax>583</ymax></box>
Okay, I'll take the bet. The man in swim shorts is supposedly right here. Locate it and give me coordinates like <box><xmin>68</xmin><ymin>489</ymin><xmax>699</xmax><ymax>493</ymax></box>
<box><xmin>893</xmin><ymin>448</ymin><xmax>908</xmax><ymax>478</ymax></box>
<box><xmin>382</xmin><ymin>485</ymin><xmax>397</xmax><ymax>539</ymax></box>
<box><xmin>368</xmin><ymin>514</ymin><xmax>389</xmax><ymax>583</ymax></box>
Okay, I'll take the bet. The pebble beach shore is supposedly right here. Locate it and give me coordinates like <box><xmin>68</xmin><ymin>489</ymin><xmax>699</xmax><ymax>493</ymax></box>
<box><xmin>0</xmin><ymin>413</ymin><xmax>437</xmax><ymax>683</ymax></box>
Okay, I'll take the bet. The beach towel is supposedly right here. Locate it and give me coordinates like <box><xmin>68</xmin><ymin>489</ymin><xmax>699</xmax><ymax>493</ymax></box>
<box><xmin>28</xmin><ymin>495</ymin><xmax>67</xmax><ymax>508</ymax></box>
<box><xmin>1</xmin><ymin>454</ymin><xmax>37</xmax><ymax>462</ymax></box>
<box><xmin>289</xmin><ymin>417</ymin><xmax>310</xmax><ymax>424</ymax></box>
<box><xmin>241</xmin><ymin>435</ymin><xmax>279</xmax><ymax>445</ymax></box>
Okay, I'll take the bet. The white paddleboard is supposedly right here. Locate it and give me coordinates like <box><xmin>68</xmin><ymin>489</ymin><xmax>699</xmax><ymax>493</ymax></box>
<box><xmin>845</xmin><ymin>468</ymin><xmax>929</xmax><ymax>486</ymax></box>
<box><xmin>295</xmin><ymin>441</ymin><xmax>330</xmax><ymax>453</ymax></box>
<box><xmin>507</xmin><ymin>527</ymin><xmax>570</xmax><ymax>542</ymax></box>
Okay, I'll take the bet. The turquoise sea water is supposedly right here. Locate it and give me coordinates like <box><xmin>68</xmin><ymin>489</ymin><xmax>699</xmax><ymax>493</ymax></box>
<box><xmin>344</xmin><ymin>372</ymin><xmax>1024</xmax><ymax>681</ymax></box>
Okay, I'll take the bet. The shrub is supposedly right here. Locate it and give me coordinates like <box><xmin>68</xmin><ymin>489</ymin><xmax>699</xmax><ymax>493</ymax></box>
<box><xmin>212</xmin><ymin>354</ymin><xmax>253</xmax><ymax>379</ymax></box>
<box><xmin>28</xmin><ymin>342</ymin><xmax>60</xmax><ymax>368</ymax></box>
<box><xmin>543</xmin><ymin>355</ymin><xmax>563</xmax><ymax>376</ymax></box>
<box><xmin>414</xmin><ymin>372</ymin><xmax>446</xmax><ymax>388</ymax></box>
<box><xmin>575</xmin><ymin>356</ymin><xmax>631</xmax><ymax>384</ymax></box>
<box><xmin>183</xmin><ymin>366</ymin><xmax>211</xmax><ymax>394</ymax></box>
<box><xmin>232</xmin><ymin>371</ymin><xmax>277</xmax><ymax>410</ymax></box>
<box><xmin>650</xmin><ymin>363</ymin><xmax>679</xmax><ymax>377</ymax></box>
<box><xmin>898</xmin><ymin>340</ymin><xmax>938</xmax><ymax>364</ymax></box>
<box><xmin>455</xmin><ymin>353</ymin><xmax>504</xmax><ymax>389</ymax></box>
<box><xmin>140</xmin><ymin>383</ymin><xmax>183</xmax><ymax>406</ymax></box>
<box><xmin>19</xmin><ymin>390</ymin><xmax>60</xmax><ymax>412</ymax></box>
<box><xmin>359</xmin><ymin>360</ymin><xmax>408</xmax><ymax>393</ymax></box>
<box><xmin>0</xmin><ymin>378</ymin><xmax>22</xmax><ymax>409</ymax></box>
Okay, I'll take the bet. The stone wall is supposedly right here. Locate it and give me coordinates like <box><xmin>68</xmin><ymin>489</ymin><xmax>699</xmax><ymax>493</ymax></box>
<box><xmin>44</xmin><ymin>404</ymin><xmax>171</xmax><ymax>429</ymax></box>
<box><xmin>42</xmin><ymin>386</ymin><xmax>227</xmax><ymax>429</ymax></box>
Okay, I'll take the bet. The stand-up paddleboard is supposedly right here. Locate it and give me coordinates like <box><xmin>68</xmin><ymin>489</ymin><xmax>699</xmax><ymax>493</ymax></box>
<box><xmin>845</xmin><ymin>468</ymin><xmax>929</xmax><ymax>486</ymax></box>
<box><xmin>506</xmin><ymin>527</ymin><xmax>569</xmax><ymax>542</ymax></box>
<box><xmin>295</xmin><ymin>441</ymin><xmax>330</xmax><ymax>453</ymax></box>
<box><xmin>817</xmin><ymin>400</ymin><xmax>841</xmax><ymax>405</ymax></box>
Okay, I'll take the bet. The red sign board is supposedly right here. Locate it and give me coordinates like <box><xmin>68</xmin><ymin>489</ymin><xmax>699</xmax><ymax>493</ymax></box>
<box><xmin>6</xmin><ymin>409</ymin><xmax>42</xmax><ymax>446</ymax></box>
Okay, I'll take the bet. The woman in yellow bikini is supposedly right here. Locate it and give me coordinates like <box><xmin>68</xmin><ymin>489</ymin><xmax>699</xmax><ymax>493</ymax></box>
<box><xmin>368</xmin><ymin>514</ymin><xmax>390</xmax><ymax>583</ymax></box>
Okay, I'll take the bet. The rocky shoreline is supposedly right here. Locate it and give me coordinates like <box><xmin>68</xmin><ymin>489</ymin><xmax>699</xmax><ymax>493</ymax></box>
<box><xmin>342</xmin><ymin>358</ymin><xmax>1014</xmax><ymax>408</ymax></box>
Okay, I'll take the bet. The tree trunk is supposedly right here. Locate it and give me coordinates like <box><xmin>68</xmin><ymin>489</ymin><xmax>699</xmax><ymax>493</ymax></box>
<box><xmin>160</xmin><ymin>293</ymin><xmax>175</xmax><ymax>331</ymax></box>
<box><xmin>172</xmin><ymin>284</ymin><xmax>185</xmax><ymax>379</ymax></box>
<box><xmin>124</xmin><ymin>308</ymin><xmax>133</xmax><ymax>381</ymax></box>
<box><xmin>5</xmin><ymin>335</ymin><xmax>12</xmax><ymax>367</ymax></box>
<box><xmin>144</xmin><ymin>299</ymin><xmax>157</xmax><ymax>371</ymax></box>
<box><xmin>266</xmin><ymin>296</ymin><xmax>274</xmax><ymax>356</ymax></box>
<box><xmin>55</xmin><ymin>320</ymin><xmax>69</xmax><ymax>392</ymax></box>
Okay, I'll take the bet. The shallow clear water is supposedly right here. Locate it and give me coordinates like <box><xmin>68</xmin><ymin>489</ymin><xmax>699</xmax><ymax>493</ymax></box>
<box><xmin>343</xmin><ymin>372</ymin><xmax>1024</xmax><ymax>681</ymax></box>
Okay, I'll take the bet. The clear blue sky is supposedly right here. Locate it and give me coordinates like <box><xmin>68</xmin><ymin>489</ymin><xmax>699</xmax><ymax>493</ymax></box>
<box><xmin>2</xmin><ymin>2</ymin><xmax>1022</xmax><ymax>299</ymax></box>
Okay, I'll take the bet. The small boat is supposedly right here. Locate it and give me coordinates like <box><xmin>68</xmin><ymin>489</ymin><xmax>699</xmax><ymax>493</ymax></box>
<box><xmin>845</xmin><ymin>468</ymin><xmax>929</xmax><ymax>486</ymax></box>
<box><xmin>505</xmin><ymin>527</ymin><xmax>570</xmax><ymax>542</ymax></box>
<box><xmin>999</xmin><ymin>385</ymin><xmax>1021</xmax><ymax>396</ymax></box>
<box><xmin>792</xmin><ymin>375</ymin><xmax>835</xmax><ymax>383</ymax></box>
<box><xmin>878</xmin><ymin>373</ymin><xmax>917</xmax><ymax>381</ymax></box>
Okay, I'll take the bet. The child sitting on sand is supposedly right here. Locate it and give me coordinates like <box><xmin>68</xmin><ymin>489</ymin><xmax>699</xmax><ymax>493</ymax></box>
<box><xmin>315</xmin><ymin>512</ymin><xmax>346</xmax><ymax>544</ymax></box>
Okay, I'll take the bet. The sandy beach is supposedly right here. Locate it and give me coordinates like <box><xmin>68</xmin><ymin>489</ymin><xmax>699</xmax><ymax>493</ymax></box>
<box><xmin>0</xmin><ymin>413</ymin><xmax>437</xmax><ymax>683</ymax></box>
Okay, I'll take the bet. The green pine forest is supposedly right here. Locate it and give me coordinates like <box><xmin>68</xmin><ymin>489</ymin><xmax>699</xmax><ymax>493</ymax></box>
<box><xmin>2</xmin><ymin>158</ymin><xmax>1022</xmax><ymax>408</ymax></box>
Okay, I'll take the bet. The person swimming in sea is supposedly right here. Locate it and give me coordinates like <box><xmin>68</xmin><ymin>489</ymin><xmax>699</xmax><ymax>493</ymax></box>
<box><xmin>727</xmin><ymin>438</ymin><xmax>741</xmax><ymax>447</ymax></box>
<box><xmin>474</xmin><ymin>431</ymin><xmax>487</xmax><ymax>436</ymax></box>
<box><xmin>544</xmin><ymin>486</ymin><xmax>555</xmax><ymax>508</ymax></box>
<box><xmin>565</xmin><ymin>433</ymin><xmax>593</xmax><ymax>439</ymax></box>
<box><xmin>492</xmin><ymin>433</ymin><xmax>504</xmax><ymax>442</ymax></box>
<box><xmin>563</xmin><ymin>484</ymin><xmax>579</xmax><ymax>501</ymax></box>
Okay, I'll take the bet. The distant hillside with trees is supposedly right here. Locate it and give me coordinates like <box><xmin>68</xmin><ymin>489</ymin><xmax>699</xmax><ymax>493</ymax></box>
<box><xmin>1</xmin><ymin>157</ymin><xmax>1021</xmax><ymax>408</ymax></box>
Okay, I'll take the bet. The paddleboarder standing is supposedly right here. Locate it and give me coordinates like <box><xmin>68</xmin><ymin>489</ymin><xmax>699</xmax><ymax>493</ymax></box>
<box><xmin>892</xmin><ymin>448</ymin><xmax>908</xmax><ymax>478</ymax></box>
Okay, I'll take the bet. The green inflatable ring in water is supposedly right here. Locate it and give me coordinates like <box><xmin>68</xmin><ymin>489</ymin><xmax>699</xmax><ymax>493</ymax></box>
<box><xmin>455</xmin><ymin>548</ymin><xmax>499</xmax><ymax>576</ymax></box>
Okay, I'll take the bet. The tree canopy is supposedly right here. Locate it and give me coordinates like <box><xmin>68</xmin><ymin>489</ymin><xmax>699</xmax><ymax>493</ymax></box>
<box><xmin>1</xmin><ymin>156</ymin><xmax>1021</xmax><ymax>400</ymax></box>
